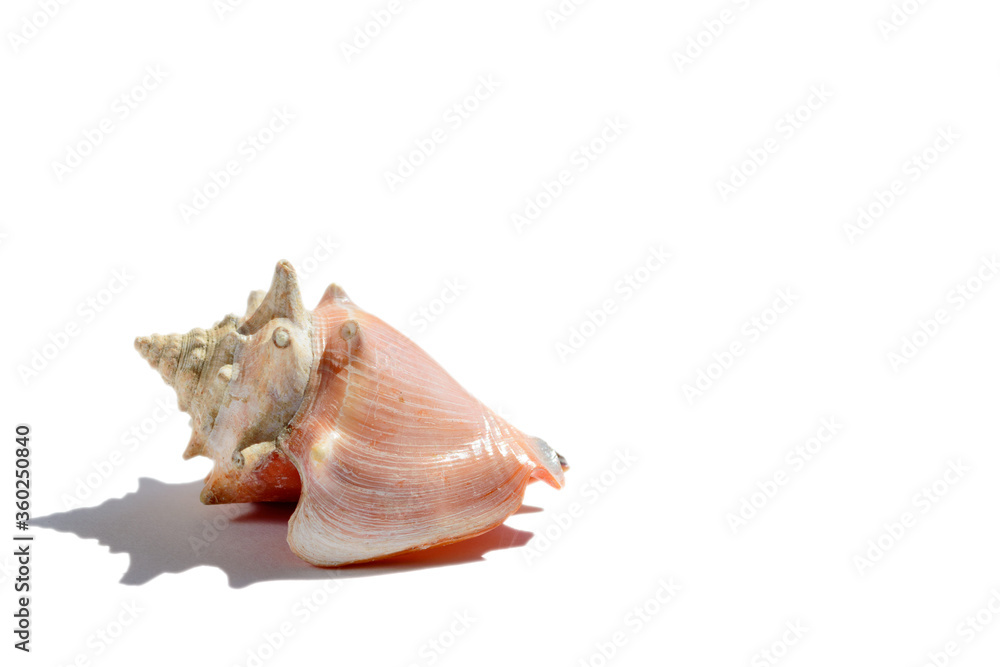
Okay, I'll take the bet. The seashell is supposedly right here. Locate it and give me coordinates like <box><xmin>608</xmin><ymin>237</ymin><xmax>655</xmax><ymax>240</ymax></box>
<box><xmin>135</xmin><ymin>260</ymin><xmax>567</xmax><ymax>566</ymax></box>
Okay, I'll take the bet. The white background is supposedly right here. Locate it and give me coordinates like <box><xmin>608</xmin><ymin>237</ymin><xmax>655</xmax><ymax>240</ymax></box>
<box><xmin>3</xmin><ymin>1</ymin><xmax>1000</xmax><ymax>665</ymax></box>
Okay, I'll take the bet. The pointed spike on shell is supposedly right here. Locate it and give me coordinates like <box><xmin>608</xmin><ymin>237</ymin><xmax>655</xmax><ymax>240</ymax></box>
<box><xmin>320</xmin><ymin>283</ymin><xmax>353</xmax><ymax>307</ymax></box>
<box><xmin>183</xmin><ymin>432</ymin><xmax>204</xmax><ymax>460</ymax></box>
<box><xmin>245</xmin><ymin>290</ymin><xmax>266</xmax><ymax>320</ymax></box>
<box><xmin>238</xmin><ymin>260</ymin><xmax>307</xmax><ymax>334</ymax></box>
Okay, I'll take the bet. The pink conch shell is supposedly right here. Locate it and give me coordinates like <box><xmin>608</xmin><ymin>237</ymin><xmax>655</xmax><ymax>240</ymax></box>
<box><xmin>135</xmin><ymin>261</ymin><xmax>567</xmax><ymax>566</ymax></box>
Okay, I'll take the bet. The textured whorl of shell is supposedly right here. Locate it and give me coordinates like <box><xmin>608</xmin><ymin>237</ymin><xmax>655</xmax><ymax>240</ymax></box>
<box><xmin>135</xmin><ymin>260</ymin><xmax>567</xmax><ymax>566</ymax></box>
<box><xmin>135</xmin><ymin>262</ymin><xmax>308</xmax><ymax>504</ymax></box>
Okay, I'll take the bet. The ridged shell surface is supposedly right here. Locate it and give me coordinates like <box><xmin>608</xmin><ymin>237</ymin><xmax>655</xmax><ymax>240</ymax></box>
<box><xmin>282</xmin><ymin>284</ymin><xmax>564</xmax><ymax>565</ymax></box>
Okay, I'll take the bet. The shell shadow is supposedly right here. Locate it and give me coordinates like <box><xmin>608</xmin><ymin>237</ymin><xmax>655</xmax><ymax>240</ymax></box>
<box><xmin>33</xmin><ymin>477</ymin><xmax>534</xmax><ymax>589</ymax></box>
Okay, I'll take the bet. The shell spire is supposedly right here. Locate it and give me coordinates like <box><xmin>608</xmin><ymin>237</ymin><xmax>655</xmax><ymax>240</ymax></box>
<box><xmin>134</xmin><ymin>330</ymin><xmax>209</xmax><ymax>411</ymax></box>
<box><xmin>134</xmin><ymin>314</ymin><xmax>244</xmax><ymax>460</ymax></box>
